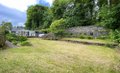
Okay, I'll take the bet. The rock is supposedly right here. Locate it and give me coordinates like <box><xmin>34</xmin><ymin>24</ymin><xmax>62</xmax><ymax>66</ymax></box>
<box><xmin>5</xmin><ymin>41</ymin><xmax>17</xmax><ymax>48</ymax></box>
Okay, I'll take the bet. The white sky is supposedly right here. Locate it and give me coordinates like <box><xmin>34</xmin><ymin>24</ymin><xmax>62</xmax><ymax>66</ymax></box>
<box><xmin>0</xmin><ymin>0</ymin><xmax>54</xmax><ymax>12</ymax></box>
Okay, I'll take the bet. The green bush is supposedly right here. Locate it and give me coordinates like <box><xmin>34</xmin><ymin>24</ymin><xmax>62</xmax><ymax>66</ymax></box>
<box><xmin>0</xmin><ymin>26</ymin><xmax>5</xmax><ymax>47</ymax></box>
<box><xmin>86</xmin><ymin>36</ymin><xmax>94</xmax><ymax>39</ymax></box>
<box><xmin>50</xmin><ymin>18</ymin><xmax>66</xmax><ymax>31</ymax></box>
<box><xmin>50</xmin><ymin>18</ymin><xmax>66</xmax><ymax>38</ymax></box>
<box><xmin>110</xmin><ymin>30</ymin><xmax>120</xmax><ymax>43</ymax></box>
<box><xmin>18</xmin><ymin>36</ymin><xmax>27</xmax><ymax>42</ymax></box>
<box><xmin>79</xmin><ymin>34</ymin><xmax>85</xmax><ymax>39</ymax></box>
<box><xmin>96</xmin><ymin>36</ymin><xmax>108</xmax><ymax>40</ymax></box>
<box><xmin>20</xmin><ymin>41</ymin><xmax>31</xmax><ymax>46</ymax></box>
<box><xmin>6</xmin><ymin>33</ymin><xmax>27</xmax><ymax>45</ymax></box>
<box><xmin>79</xmin><ymin>34</ymin><xmax>93</xmax><ymax>39</ymax></box>
<box><xmin>53</xmin><ymin>29</ymin><xmax>66</xmax><ymax>37</ymax></box>
<box><xmin>40</xmin><ymin>28</ymin><xmax>50</xmax><ymax>33</ymax></box>
<box><xmin>98</xmin><ymin>4</ymin><xmax>120</xmax><ymax>30</ymax></box>
<box><xmin>0</xmin><ymin>35</ymin><xmax>6</xmax><ymax>47</ymax></box>
<box><xmin>12</xmin><ymin>41</ymin><xmax>18</xmax><ymax>45</ymax></box>
<box><xmin>6</xmin><ymin>33</ymin><xmax>17</xmax><ymax>42</ymax></box>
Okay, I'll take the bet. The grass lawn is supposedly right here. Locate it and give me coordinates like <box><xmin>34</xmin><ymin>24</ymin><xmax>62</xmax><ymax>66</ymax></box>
<box><xmin>0</xmin><ymin>38</ymin><xmax>120</xmax><ymax>73</ymax></box>
<box><xmin>62</xmin><ymin>38</ymin><xmax>115</xmax><ymax>44</ymax></box>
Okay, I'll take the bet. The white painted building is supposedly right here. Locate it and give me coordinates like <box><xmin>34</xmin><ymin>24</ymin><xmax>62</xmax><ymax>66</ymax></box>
<box><xmin>11</xmin><ymin>27</ymin><xmax>44</xmax><ymax>37</ymax></box>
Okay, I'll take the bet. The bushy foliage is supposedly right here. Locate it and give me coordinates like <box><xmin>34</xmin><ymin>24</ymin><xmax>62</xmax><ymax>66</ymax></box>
<box><xmin>50</xmin><ymin>18</ymin><xmax>66</xmax><ymax>31</ymax></box>
<box><xmin>50</xmin><ymin>18</ymin><xmax>66</xmax><ymax>37</ymax></box>
<box><xmin>6</xmin><ymin>33</ymin><xmax>27</xmax><ymax>45</ymax></box>
<box><xmin>110</xmin><ymin>30</ymin><xmax>120</xmax><ymax>43</ymax></box>
<box><xmin>40</xmin><ymin>28</ymin><xmax>50</xmax><ymax>34</ymax></box>
<box><xmin>52</xmin><ymin>0</ymin><xmax>70</xmax><ymax>20</ymax></box>
<box><xmin>98</xmin><ymin>4</ymin><xmax>120</xmax><ymax>43</ymax></box>
<box><xmin>20</xmin><ymin>41</ymin><xmax>31</xmax><ymax>46</ymax></box>
<box><xmin>24</xmin><ymin>0</ymin><xmax>120</xmax><ymax>42</ymax></box>
<box><xmin>98</xmin><ymin>4</ymin><xmax>120</xmax><ymax>30</ymax></box>
<box><xmin>18</xmin><ymin>36</ymin><xmax>27</xmax><ymax>42</ymax></box>
<box><xmin>78</xmin><ymin>34</ymin><xmax>93</xmax><ymax>39</ymax></box>
<box><xmin>6</xmin><ymin>33</ymin><xmax>17</xmax><ymax>42</ymax></box>
<box><xmin>25</xmin><ymin>5</ymin><xmax>48</xmax><ymax>30</ymax></box>
<box><xmin>0</xmin><ymin>26</ymin><xmax>6</xmax><ymax>47</ymax></box>
<box><xmin>1</xmin><ymin>21</ymin><xmax>12</xmax><ymax>31</ymax></box>
<box><xmin>42</xmin><ymin>9</ymin><xmax>53</xmax><ymax>29</ymax></box>
<box><xmin>96</xmin><ymin>36</ymin><xmax>109</xmax><ymax>40</ymax></box>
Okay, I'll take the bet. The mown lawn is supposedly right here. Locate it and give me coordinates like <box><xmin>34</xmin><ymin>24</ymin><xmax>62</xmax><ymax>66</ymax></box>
<box><xmin>62</xmin><ymin>38</ymin><xmax>114</xmax><ymax>44</ymax></box>
<box><xmin>0</xmin><ymin>38</ymin><xmax>120</xmax><ymax>73</ymax></box>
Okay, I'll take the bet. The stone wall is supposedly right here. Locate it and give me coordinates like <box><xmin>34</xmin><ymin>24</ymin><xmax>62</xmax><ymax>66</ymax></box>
<box><xmin>66</xmin><ymin>26</ymin><xmax>109</xmax><ymax>38</ymax></box>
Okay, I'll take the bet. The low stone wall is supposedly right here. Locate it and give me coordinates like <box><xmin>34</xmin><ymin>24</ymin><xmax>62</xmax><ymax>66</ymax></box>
<box><xmin>66</xmin><ymin>26</ymin><xmax>109</xmax><ymax>38</ymax></box>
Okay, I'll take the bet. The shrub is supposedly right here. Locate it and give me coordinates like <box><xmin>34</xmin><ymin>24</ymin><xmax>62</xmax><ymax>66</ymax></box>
<box><xmin>50</xmin><ymin>18</ymin><xmax>66</xmax><ymax>31</ymax></box>
<box><xmin>86</xmin><ymin>36</ymin><xmax>94</xmax><ymax>39</ymax></box>
<box><xmin>0</xmin><ymin>26</ymin><xmax>6</xmax><ymax>47</ymax></box>
<box><xmin>50</xmin><ymin>18</ymin><xmax>66</xmax><ymax>38</ymax></box>
<box><xmin>0</xmin><ymin>35</ymin><xmax>6</xmax><ymax>47</ymax></box>
<box><xmin>79</xmin><ymin>34</ymin><xmax>85</xmax><ymax>39</ymax></box>
<box><xmin>53</xmin><ymin>29</ymin><xmax>66</xmax><ymax>38</ymax></box>
<box><xmin>40</xmin><ymin>28</ymin><xmax>50</xmax><ymax>34</ymax></box>
<box><xmin>20</xmin><ymin>41</ymin><xmax>31</xmax><ymax>46</ymax></box>
<box><xmin>6</xmin><ymin>33</ymin><xmax>27</xmax><ymax>45</ymax></box>
<box><xmin>96</xmin><ymin>36</ymin><xmax>108</xmax><ymax>40</ymax></box>
<box><xmin>12</xmin><ymin>41</ymin><xmax>18</xmax><ymax>45</ymax></box>
<box><xmin>18</xmin><ymin>36</ymin><xmax>27</xmax><ymax>42</ymax></box>
<box><xmin>110</xmin><ymin>30</ymin><xmax>120</xmax><ymax>43</ymax></box>
<box><xmin>79</xmin><ymin>34</ymin><xmax>93</xmax><ymax>39</ymax></box>
<box><xmin>6</xmin><ymin>33</ymin><xmax>17</xmax><ymax>42</ymax></box>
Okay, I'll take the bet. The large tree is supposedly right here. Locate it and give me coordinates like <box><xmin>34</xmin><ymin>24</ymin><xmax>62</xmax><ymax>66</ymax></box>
<box><xmin>51</xmin><ymin>0</ymin><xmax>70</xmax><ymax>20</ymax></box>
<box><xmin>25</xmin><ymin>5</ymin><xmax>48</xmax><ymax>30</ymax></box>
<box><xmin>51</xmin><ymin>0</ymin><xmax>95</xmax><ymax>28</ymax></box>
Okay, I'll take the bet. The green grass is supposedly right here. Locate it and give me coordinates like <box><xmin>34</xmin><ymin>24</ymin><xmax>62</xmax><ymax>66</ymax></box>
<box><xmin>0</xmin><ymin>38</ymin><xmax>120</xmax><ymax>73</ymax></box>
<box><xmin>62</xmin><ymin>38</ymin><xmax>114</xmax><ymax>44</ymax></box>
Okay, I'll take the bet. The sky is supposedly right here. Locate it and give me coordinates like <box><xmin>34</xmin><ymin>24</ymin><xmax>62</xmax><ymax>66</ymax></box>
<box><xmin>0</xmin><ymin>0</ymin><xmax>54</xmax><ymax>12</ymax></box>
<box><xmin>0</xmin><ymin>0</ymin><xmax>54</xmax><ymax>26</ymax></box>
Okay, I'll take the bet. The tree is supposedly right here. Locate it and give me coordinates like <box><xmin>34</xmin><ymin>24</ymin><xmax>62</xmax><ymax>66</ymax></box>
<box><xmin>42</xmin><ymin>8</ymin><xmax>53</xmax><ymax>29</ymax></box>
<box><xmin>50</xmin><ymin>18</ymin><xmax>66</xmax><ymax>37</ymax></box>
<box><xmin>63</xmin><ymin>0</ymin><xmax>95</xmax><ymax>27</ymax></box>
<box><xmin>1</xmin><ymin>21</ymin><xmax>12</xmax><ymax>31</ymax></box>
<box><xmin>52</xmin><ymin>0</ymin><xmax>71</xmax><ymax>20</ymax></box>
<box><xmin>25</xmin><ymin>5</ymin><xmax>48</xmax><ymax>30</ymax></box>
<box><xmin>98</xmin><ymin>2</ymin><xmax>120</xmax><ymax>43</ymax></box>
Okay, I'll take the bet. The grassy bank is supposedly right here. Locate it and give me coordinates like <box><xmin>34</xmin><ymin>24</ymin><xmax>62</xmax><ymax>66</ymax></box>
<box><xmin>0</xmin><ymin>38</ymin><xmax>120</xmax><ymax>73</ymax></box>
<box><xmin>62</xmin><ymin>38</ymin><xmax>114</xmax><ymax>44</ymax></box>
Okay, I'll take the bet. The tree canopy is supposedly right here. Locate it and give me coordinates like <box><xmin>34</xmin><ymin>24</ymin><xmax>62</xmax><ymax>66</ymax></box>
<box><xmin>25</xmin><ymin>5</ymin><xmax>48</xmax><ymax>30</ymax></box>
<box><xmin>25</xmin><ymin>0</ymin><xmax>120</xmax><ymax>42</ymax></box>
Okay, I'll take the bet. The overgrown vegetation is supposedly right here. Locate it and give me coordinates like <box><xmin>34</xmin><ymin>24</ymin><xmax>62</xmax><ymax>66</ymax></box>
<box><xmin>0</xmin><ymin>21</ymin><xmax>28</xmax><ymax>47</ymax></box>
<box><xmin>25</xmin><ymin>0</ymin><xmax>120</xmax><ymax>43</ymax></box>
<box><xmin>6</xmin><ymin>33</ymin><xmax>27</xmax><ymax>45</ymax></box>
<box><xmin>98</xmin><ymin>3</ymin><xmax>120</xmax><ymax>43</ymax></box>
<box><xmin>0</xmin><ymin>26</ymin><xmax>6</xmax><ymax>48</ymax></box>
